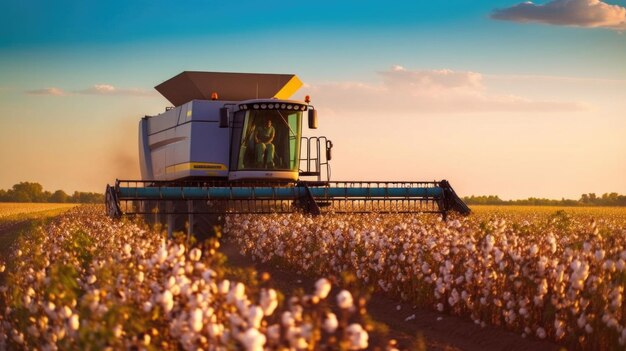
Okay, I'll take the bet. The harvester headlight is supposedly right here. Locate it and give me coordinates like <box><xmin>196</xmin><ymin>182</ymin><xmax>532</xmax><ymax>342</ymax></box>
<box><xmin>261</xmin><ymin>104</ymin><xmax>267</xmax><ymax>109</ymax></box>
<box><xmin>301</xmin><ymin>105</ymin><xmax>307</xmax><ymax>111</ymax></box>
<box><xmin>268</xmin><ymin>104</ymin><xmax>274</xmax><ymax>109</ymax></box>
<box><xmin>281</xmin><ymin>104</ymin><xmax>286</xmax><ymax>109</ymax></box>
<box><xmin>287</xmin><ymin>105</ymin><xmax>293</xmax><ymax>110</ymax></box>
<box><xmin>253</xmin><ymin>104</ymin><xmax>259</xmax><ymax>109</ymax></box>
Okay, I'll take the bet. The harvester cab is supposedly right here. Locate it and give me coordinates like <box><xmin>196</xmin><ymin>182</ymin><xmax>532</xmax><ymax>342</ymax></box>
<box><xmin>105</xmin><ymin>71</ymin><xmax>470</xmax><ymax>237</ymax></box>
<box><xmin>138</xmin><ymin>71</ymin><xmax>326</xmax><ymax>183</ymax></box>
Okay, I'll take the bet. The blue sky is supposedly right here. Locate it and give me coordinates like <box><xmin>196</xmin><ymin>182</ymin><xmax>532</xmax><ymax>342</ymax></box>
<box><xmin>1</xmin><ymin>0</ymin><xmax>625</xmax><ymax>198</ymax></box>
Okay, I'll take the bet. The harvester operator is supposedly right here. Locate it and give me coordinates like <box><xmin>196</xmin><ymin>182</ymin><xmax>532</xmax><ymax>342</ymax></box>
<box><xmin>255</xmin><ymin>118</ymin><xmax>275</xmax><ymax>168</ymax></box>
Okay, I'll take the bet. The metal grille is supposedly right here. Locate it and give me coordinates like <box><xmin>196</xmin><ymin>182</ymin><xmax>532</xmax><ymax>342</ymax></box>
<box><xmin>112</xmin><ymin>179</ymin><xmax>446</xmax><ymax>216</ymax></box>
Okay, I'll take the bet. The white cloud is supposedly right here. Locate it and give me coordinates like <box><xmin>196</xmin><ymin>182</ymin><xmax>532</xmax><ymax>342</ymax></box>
<box><xmin>25</xmin><ymin>84</ymin><xmax>156</xmax><ymax>97</ymax></box>
<box><xmin>25</xmin><ymin>87</ymin><xmax>67</xmax><ymax>96</ymax></box>
<box><xmin>304</xmin><ymin>66</ymin><xmax>586</xmax><ymax>114</ymax></box>
<box><xmin>491</xmin><ymin>0</ymin><xmax>626</xmax><ymax>30</ymax></box>
<box><xmin>77</xmin><ymin>84</ymin><xmax>155</xmax><ymax>96</ymax></box>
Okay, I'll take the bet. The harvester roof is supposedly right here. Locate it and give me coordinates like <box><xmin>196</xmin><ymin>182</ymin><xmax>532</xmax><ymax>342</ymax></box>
<box><xmin>155</xmin><ymin>71</ymin><xmax>303</xmax><ymax>106</ymax></box>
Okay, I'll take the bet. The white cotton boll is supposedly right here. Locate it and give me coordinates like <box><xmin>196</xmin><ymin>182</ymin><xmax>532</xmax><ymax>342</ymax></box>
<box><xmin>616</xmin><ymin>259</ymin><xmax>625</xmax><ymax>272</ymax></box>
<box><xmin>571</xmin><ymin>259</ymin><xmax>582</xmax><ymax>272</ymax></box>
<box><xmin>547</xmin><ymin>235</ymin><xmax>557</xmax><ymax>254</ymax></box>
<box><xmin>156</xmin><ymin>244</ymin><xmax>168</xmax><ymax>264</ymax></box>
<box><xmin>202</xmin><ymin>269</ymin><xmax>216</xmax><ymax>282</ymax></box>
<box><xmin>175</xmin><ymin>244</ymin><xmax>185</xmax><ymax>257</ymax></box>
<box><xmin>137</xmin><ymin>271</ymin><xmax>144</xmax><ymax>283</ymax></box>
<box><xmin>595</xmin><ymin>249</ymin><xmax>605</xmax><ymax>261</ymax></box>
<box><xmin>494</xmin><ymin>249</ymin><xmax>504</xmax><ymax>263</ymax></box>
<box><xmin>337</xmin><ymin>290</ymin><xmax>354</xmax><ymax>309</ymax></box>
<box><xmin>346</xmin><ymin>323</ymin><xmax>369</xmax><ymax>350</ymax></box>
<box><xmin>87</xmin><ymin>275</ymin><xmax>97</xmax><ymax>284</ymax></box>
<box><xmin>315</xmin><ymin>278</ymin><xmax>332</xmax><ymax>299</ymax></box>
<box><xmin>61</xmin><ymin>306</ymin><xmax>72</xmax><ymax>319</ymax></box>
<box><xmin>267</xmin><ymin>324</ymin><xmax>281</xmax><ymax>341</ymax></box>
<box><xmin>160</xmin><ymin>290</ymin><xmax>174</xmax><ymax>313</ymax></box>
<box><xmin>529</xmin><ymin>245</ymin><xmax>539</xmax><ymax>256</ymax></box>
<box><xmin>166</xmin><ymin>276</ymin><xmax>176</xmax><ymax>289</ymax></box>
<box><xmin>260</xmin><ymin>288</ymin><xmax>278</xmax><ymax>316</ymax></box>
<box><xmin>227</xmin><ymin>282</ymin><xmax>246</xmax><ymax>304</ymax></box>
<box><xmin>69</xmin><ymin>314</ymin><xmax>80</xmax><ymax>331</ymax></box>
<box><xmin>238</xmin><ymin>328</ymin><xmax>266</xmax><ymax>351</ymax></box>
<box><xmin>143</xmin><ymin>301</ymin><xmax>153</xmax><ymax>312</ymax></box>
<box><xmin>538</xmin><ymin>279</ymin><xmax>548</xmax><ymax>296</ymax></box>
<box><xmin>218</xmin><ymin>280</ymin><xmax>230</xmax><ymax>295</ymax></box>
<box><xmin>583</xmin><ymin>242</ymin><xmax>592</xmax><ymax>253</ymax></box>
<box><xmin>190</xmin><ymin>308</ymin><xmax>203</xmax><ymax>332</ymax></box>
<box><xmin>248</xmin><ymin>305</ymin><xmax>264</xmax><ymax>329</ymax></box>
<box><xmin>577</xmin><ymin>314</ymin><xmax>587</xmax><ymax>328</ymax></box>
<box><xmin>123</xmin><ymin>243</ymin><xmax>132</xmax><ymax>256</ymax></box>
<box><xmin>323</xmin><ymin>312</ymin><xmax>338</xmax><ymax>333</ymax></box>
<box><xmin>282</xmin><ymin>311</ymin><xmax>295</xmax><ymax>327</ymax></box>
<box><xmin>422</xmin><ymin>262</ymin><xmax>431</xmax><ymax>274</ymax></box>
<box><xmin>436</xmin><ymin>303</ymin><xmax>444</xmax><ymax>312</ymax></box>
<box><xmin>536</xmin><ymin>327</ymin><xmax>546</xmax><ymax>339</ymax></box>
<box><xmin>113</xmin><ymin>324</ymin><xmax>123</xmax><ymax>338</ymax></box>
<box><xmin>484</xmin><ymin>235</ymin><xmax>495</xmax><ymax>252</ymax></box>
<box><xmin>189</xmin><ymin>248</ymin><xmax>202</xmax><ymax>262</ymax></box>
<box><xmin>208</xmin><ymin>323</ymin><xmax>224</xmax><ymax>339</ymax></box>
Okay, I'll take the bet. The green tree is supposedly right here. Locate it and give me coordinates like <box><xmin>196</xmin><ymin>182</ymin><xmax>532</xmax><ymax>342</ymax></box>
<box><xmin>9</xmin><ymin>182</ymin><xmax>46</xmax><ymax>202</ymax></box>
<box><xmin>49</xmin><ymin>190</ymin><xmax>69</xmax><ymax>203</ymax></box>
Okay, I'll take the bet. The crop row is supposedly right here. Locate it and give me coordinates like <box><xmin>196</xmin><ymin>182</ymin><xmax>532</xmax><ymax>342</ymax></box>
<box><xmin>0</xmin><ymin>206</ymin><xmax>377</xmax><ymax>350</ymax></box>
<box><xmin>225</xmin><ymin>208</ymin><xmax>626</xmax><ymax>349</ymax></box>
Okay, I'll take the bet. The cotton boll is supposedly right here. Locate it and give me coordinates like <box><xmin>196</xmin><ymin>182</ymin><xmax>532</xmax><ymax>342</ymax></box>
<box><xmin>248</xmin><ymin>305</ymin><xmax>264</xmax><ymax>329</ymax></box>
<box><xmin>69</xmin><ymin>314</ymin><xmax>80</xmax><ymax>331</ymax></box>
<box><xmin>337</xmin><ymin>290</ymin><xmax>354</xmax><ymax>309</ymax></box>
<box><xmin>346</xmin><ymin>323</ymin><xmax>369</xmax><ymax>350</ymax></box>
<box><xmin>536</xmin><ymin>327</ymin><xmax>546</xmax><ymax>339</ymax></box>
<box><xmin>314</xmin><ymin>278</ymin><xmax>332</xmax><ymax>299</ymax></box>
<box><xmin>190</xmin><ymin>308</ymin><xmax>203</xmax><ymax>332</ymax></box>
<box><xmin>238</xmin><ymin>328</ymin><xmax>266</xmax><ymax>351</ymax></box>
<box><xmin>160</xmin><ymin>290</ymin><xmax>174</xmax><ymax>313</ymax></box>
<box><xmin>260</xmin><ymin>288</ymin><xmax>278</xmax><ymax>316</ymax></box>
<box><xmin>323</xmin><ymin>312</ymin><xmax>338</xmax><ymax>333</ymax></box>
<box><xmin>266</xmin><ymin>324</ymin><xmax>281</xmax><ymax>341</ymax></box>
<box><xmin>281</xmin><ymin>311</ymin><xmax>295</xmax><ymax>327</ymax></box>
<box><xmin>189</xmin><ymin>248</ymin><xmax>202</xmax><ymax>262</ymax></box>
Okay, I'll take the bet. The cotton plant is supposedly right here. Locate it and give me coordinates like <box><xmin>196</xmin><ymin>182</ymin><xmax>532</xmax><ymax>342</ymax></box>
<box><xmin>225</xmin><ymin>208</ymin><xmax>626</xmax><ymax>349</ymax></box>
<box><xmin>0</xmin><ymin>206</ymin><xmax>377</xmax><ymax>350</ymax></box>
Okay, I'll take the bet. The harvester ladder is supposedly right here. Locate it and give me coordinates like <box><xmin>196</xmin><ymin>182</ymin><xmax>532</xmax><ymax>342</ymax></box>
<box><xmin>299</xmin><ymin>136</ymin><xmax>332</xmax><ymax>181</ymax></box>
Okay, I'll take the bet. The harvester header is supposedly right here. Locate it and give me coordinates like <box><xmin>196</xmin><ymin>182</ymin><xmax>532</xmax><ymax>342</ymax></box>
<box><xmin>105</xmin><ymin>70</ymin><xmax>470</xmax><ymax>238</ymax></box>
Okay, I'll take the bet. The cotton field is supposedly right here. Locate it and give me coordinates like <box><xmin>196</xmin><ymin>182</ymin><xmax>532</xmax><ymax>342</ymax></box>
<box><xmin>225</xmin><ymin>207</ymin><xmax>626</xmax><ymax>350</ymax></box>
<box><xmin>0</xmin><ymin>206</ymin><xmax>376</xmax><ymax>351</ymax></box>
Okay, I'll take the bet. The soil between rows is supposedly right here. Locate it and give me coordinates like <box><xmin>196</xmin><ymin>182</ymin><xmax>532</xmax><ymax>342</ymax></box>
<box><xmin>220</xmin><ymin>238</ymin><xmax>561</xmax><ymax>351</ymax></box>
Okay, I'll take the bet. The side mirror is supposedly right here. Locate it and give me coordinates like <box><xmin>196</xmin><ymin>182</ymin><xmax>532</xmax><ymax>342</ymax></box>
<box><xmin>219</xmin><ymin>108</ymin><xmax>229</xmax><ymax>128</ymax></box>
<box><xmin>308</xmin><ymin>108</ymin><xmax>318</xmax><ymax>129</ymax></box>
<box><xmin>326</xmin><ymin>140</ymin><xmax>333</xmax><ymax>161</ymax></box>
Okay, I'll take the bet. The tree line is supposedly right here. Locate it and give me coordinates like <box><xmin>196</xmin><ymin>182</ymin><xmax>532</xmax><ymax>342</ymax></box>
<box><xmin>463</xmin><ymin>193</ymin><xmax>626</xmax><ymax>207</ymax></box>
<box><xmin>0</xmin><ymin>182</ymin><xmax>103</xmax><ymax>204</ymax></box>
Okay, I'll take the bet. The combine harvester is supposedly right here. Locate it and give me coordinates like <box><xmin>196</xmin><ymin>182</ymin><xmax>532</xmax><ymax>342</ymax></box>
<box><xmin>105</xmin><ymin>72</ymin><xmax>470</xmax><ymax>237</ymax></box>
